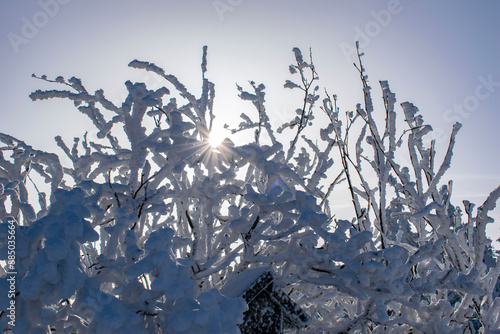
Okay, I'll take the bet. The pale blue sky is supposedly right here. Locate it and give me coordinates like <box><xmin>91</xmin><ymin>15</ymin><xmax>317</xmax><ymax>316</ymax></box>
<box><xmin>1</xmin><ymin>0</ymin><xmax>499</xmax><ymax>244</ymax></box>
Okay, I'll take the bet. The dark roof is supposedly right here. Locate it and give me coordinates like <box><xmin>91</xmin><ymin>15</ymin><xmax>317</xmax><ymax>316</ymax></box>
<box><xmin>221</xmin><ymin>267</ymin><xmax>271</xmax><ymax>298</ymax></box>
<box><xmin>221</xmin><ymin>268</ymin><xmax>310</xmax><ymax>328</ymax></box>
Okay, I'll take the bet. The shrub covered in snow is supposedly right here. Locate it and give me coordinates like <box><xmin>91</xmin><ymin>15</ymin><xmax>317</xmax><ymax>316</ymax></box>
<box><xmin>0</xmin><ymin>45</ymin><xmax>499</xmax><ymax>333</ymax></box>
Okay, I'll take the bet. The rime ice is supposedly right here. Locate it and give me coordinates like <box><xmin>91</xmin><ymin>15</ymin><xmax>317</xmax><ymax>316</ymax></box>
<box><xmin>0</xmin><ymin>46</ymin><xmax>498</xmax><ymax>333</ymax></box>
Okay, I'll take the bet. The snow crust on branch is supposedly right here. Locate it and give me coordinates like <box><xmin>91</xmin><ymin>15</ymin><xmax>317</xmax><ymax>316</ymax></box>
<box><xmin>0</xmin><ymin>45</ymin><xmax>499</xmax><ymax>333</ymax></box>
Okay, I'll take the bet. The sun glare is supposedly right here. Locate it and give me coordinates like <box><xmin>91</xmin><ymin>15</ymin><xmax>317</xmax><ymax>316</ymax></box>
<box><xmin>208</xmin><ymin>131</ymin><xmax>226</xmax><ymax>148</ymax></box>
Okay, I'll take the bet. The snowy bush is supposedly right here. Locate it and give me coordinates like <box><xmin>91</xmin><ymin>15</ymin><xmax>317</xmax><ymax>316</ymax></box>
<box><xmin>0</xmin><ymin>44</ymin><xmax>499</xmax><ymax>333</ymax></box>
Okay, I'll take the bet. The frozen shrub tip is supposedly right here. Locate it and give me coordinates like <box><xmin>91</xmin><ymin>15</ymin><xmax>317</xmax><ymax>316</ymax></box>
<box><xmin>0</xmin><ymin>44</ymin><xmax>499</xmax><ymax>333</ymax></box>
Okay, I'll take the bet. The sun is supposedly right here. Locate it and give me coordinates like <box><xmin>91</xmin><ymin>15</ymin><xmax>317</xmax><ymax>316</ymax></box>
<box><xmin>208</xmin><ymin>130</ymin><xmax>226</xmax><ymax>148</ymax></box>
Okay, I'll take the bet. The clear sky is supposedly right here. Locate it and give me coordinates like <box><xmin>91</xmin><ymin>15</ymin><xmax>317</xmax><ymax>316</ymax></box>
<box><xmin>1</xmin><ymin>0</ymin><xmax>499</xmax><ymax>245</ymax></box>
